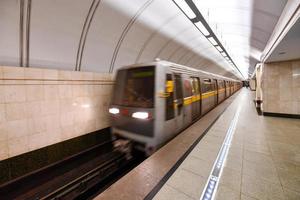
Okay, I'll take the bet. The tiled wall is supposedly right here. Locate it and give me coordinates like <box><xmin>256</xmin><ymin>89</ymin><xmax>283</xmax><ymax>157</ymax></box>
<box><xmin>0</xmin><ymin>66</ymin><xmax>113</xmax><ymax>161</ymax></box>
<box><xmin>262</xmin><ymin>59</ymin><xmax>300</xmax><ymax>114</ymax></box>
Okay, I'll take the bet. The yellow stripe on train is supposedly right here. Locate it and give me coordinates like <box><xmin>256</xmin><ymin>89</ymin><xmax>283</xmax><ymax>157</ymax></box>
<box><xmin>183</xmin><ymin>96</ymin><xmax>193</xmax><ymax>105</ymax></box>
<box><xmin>201</xmin><ymin>91</ymin><xmax>216</xmax><ymax>99</ymax></box>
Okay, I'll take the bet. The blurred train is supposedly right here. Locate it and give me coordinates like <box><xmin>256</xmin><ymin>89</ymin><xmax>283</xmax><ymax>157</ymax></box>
<box><xmin>109</xmin><ymin>60</ymin><xmax>241</xmax><ymax>155</ymax></box>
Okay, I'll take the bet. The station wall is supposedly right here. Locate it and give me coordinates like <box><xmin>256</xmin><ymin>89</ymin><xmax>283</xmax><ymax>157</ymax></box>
<box><xmin>0</xmin><ymin>66</ymin><xmax>113</xmax><ymax>161</ymax></box>
<box><xmin>262</xmin><ymin>59</ymin><xmax>300</xmax><ymax>115</ymax></box>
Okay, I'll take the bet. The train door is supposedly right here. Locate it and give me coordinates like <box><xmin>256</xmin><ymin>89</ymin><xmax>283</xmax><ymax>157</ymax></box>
<box><xmin>182</xmin><ymin>77</ymin><xmax>192</xmax><ymax>128</ymax></box>
<box><xmin>164</xmin><ymin>73</ymin><xmax>177</xmax><ymax>140</ymax></box>
<box><xmin>174</xmin><ymin>74</ymin><xmax>184</xmax><ymax>131</ymax></box>
<box><xmin>191</xmin><ymin>77</ymin><xmax>201</xmax><ymax>121</ymax></box>
<box><xmin>214</xmin><ymin>79</ymin><xmax>218</xmax><ymax>105</ymax></box>
<box><xmin>223</xmin><ymin>80</ymin><xmax>226</xmax><ymax>98</ymax></box>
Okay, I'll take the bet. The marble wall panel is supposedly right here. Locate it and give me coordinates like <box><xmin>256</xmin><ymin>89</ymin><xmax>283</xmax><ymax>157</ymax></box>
<box><xmin>263</xmin><ymin>59</ymin><xmax>300</xmax><ymax>115</ymax></box>
<box><xmin>0</xmin><ymin>66</ymin><xmax>113</xmax><ymax>160</ymax></box>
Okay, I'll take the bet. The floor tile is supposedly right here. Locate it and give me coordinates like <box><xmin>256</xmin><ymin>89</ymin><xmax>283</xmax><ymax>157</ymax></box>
<box><xmin>241</xmin><ymin>194</ymin><xmax>258</xmax><ymax>200</ymax></box>
<box><xmin>241</xmin><ymin>174</ymin><xmax>285</xmax><ymax>200</ymax></box>
<box><xmin>243</xmin><ymin>150</ymin><xmax>274</xmax><ymax>166</ymax></box>
<box><xmin>215</xmin><ymin>185</ymin><xmax>240</xmax><ymax>200</ymax></box>
<box><xmin>242</xmin><ymin>160</ymin><xmax>281</xmax><ymax>185</ymax></box>
<box><xmin>277</xmin><ymin>167</ymin><xmax>300</xmax><ymax>193</ymax></box>
<box><xmin>180</xmin><ymin>156</ymin><xmax>212</xmax><ymax>179</ymax></box>
<box><xmin>283</xmin><ymin>187</ymin><xmax>300</xmax><ymax>200</ymax></box>
<box><xmin>219</xmin><ymin>167</ymin><xmax>242</xmax><ymax>192</ymax></box>
<box><xmin>153</xmin><ymin>184</ymin><xmax>194</xmax><ymax>200</ymax></box>
<box><xmin>244</xmin><ymin>142</ymin><xmax>271</xmax><ymax>155</ymax></box>
<box><xmin>166</xmin><ymin>168</ymin><xmax>206</xmax><ymax>199</ymax></box>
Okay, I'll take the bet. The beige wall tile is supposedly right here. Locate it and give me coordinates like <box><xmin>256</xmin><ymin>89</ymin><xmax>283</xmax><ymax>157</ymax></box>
<box><xmin>0</xmin><ymin>67</ymin><xmax>3</xmax><ymax>79</ymax></box>
<box><xmin>28</xmin><ymin>132</ymin><xmax>47</xmax><ymax>151</ymax></box>
<box><xmin>45</xmin><ymin>114</ymin><xmax>60</xmax><ymax>132</ymax></box>
<box><xmin>0</xmin><ymin>103</ymin><xmax>5</xmax><ymax>123</ymax></box>
<box><xmin>2</xmin><ymin>66</ymin><xmax>24</xmax><ymax>79</ymax></box>
<box><xmin>44</xmin><ymin>85</ymin><xmax>59</xmax><ymax>100</ymax></box>
<box><xmin>41</xmin><ymin>100</ymin><xmax>60</xmax><ymax>115</ymax></box>
<box><xmin>4</xmin><ymin>85</ymin><xmax>26</xmax><ymax>103</ymax></box>
<box><xmin>279</xmin><ymin>62</ymin><xmax>292</xmax><ymax>76</ymax></box>
<box><xmin>58</xmin><ymin>70</ymin><xmax>72</xmax><ymax>80</ymax></box>
<box><xmin>27</xmin><ymin>117</ymin><xmax>47</xmax><ymax>135</ymax></box>
<box><xmin>0</xmin><ymin>86</ymin><xmax>4</xmax><ymax>103</ymax></box>
<box><xmin>43</xmin><ymin>69</ymin><xmax>58</xmax><ymax>80</ymax></box>
<box><xmin>46</xmin><ymin>128</ymin><xmax>62</xmax><ymax>145</ymax></box>
<box><xmin>263</xmin><ymin>60</ymin><xmax>300</xmax><ymax>114</ymax></box>
<box><xmin>279</xmin><ymin>75</ymin><xmax>292</xmax><ymax>89</ymax></box>
<box><xmin>1</xmin><ymin>67</ymin><xmax>113</xmax><ymax>159</ymax></box>
<box><xmin>26</xmin><ymin>85</ymin><xmax>44</xmax><ymax>101</ymax></box>
<box><xmin>0</xmin><ymin>122</ymin><xmax>7</xmax><ymax>142</ymax></box>
<box><xmin>72</xmin><ymin>71</ymin><xmax>83</xmax><ymax>80</ymax></box>
<box><xmin>81</xmin><ymin>72</ymin><xmax>93</xmax><ymax>80</ymax></box>
<box><xmin>26</xmin><ymin>101</ymin><xmax>42</xmax><ymax>118</ymax></box>
<box><xmin>5</xmin><ymin>102</ymin><xmax>27</xmax><ymax>121</ymax></box>
<box><xmin>8</xmin><ymin>135</ymin><xmax>29</xmax><ymax>157</ymax></box>
<box><xmin>24</xmin><ymin>68</ymin><xmax>43</xmax><ymax>79</ymax></box>
<box><xmin>72</xmin><ymin>85</ymin><xmax>84</xmax><ymax>97</ymax></box>
<box><xmin>60</xmin><ymin>98</ymin><xmax>74</xmax><ymax>113</ymax></box>
<box><xmin>6</xmin><ymin>119</ymin><xmax>28</xmax><ymax>140</ymax></box>
<box><xmin>59</xmin><ymin>85</ymin><xmax>72</xmax><ymax>99</ymax></box>
<box><xmin>60</xmin><ymin>111</ymin><xmax>74</xmax><ymax>128</ymax></box>
<box><xmin>0</xmin><ymin>141</ymin><xmax>8</xmax><ymax>161</ymax></box>
<box><xmin>279</xmin><ymin>87</ymin><xmax>292</xmax><ymax>101</ymax></box>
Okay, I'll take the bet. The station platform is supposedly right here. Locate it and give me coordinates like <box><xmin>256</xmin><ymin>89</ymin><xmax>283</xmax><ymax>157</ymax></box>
<box><xmin>95</xmin><ymin>89</ymin><xmax>300</xmax><ymax>200</ymax></box>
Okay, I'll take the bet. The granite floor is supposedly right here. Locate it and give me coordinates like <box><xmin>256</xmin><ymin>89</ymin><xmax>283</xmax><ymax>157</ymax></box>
<box><xmin>154</xmin><ymin>89</ymin><xmax>300</xmax><ymax>200</ymax></box>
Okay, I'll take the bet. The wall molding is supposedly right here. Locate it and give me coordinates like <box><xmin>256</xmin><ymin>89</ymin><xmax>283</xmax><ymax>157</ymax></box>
<box><xmin>263</xmin><ymin>112</ymin><xmax>300</xmax><ymax>119</ymax></box>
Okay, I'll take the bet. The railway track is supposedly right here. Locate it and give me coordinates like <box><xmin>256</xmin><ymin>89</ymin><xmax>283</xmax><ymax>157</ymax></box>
<box><xmin>0</xmin><ymin>139</ymin><xmax>144</xmax><ymax>200</ymax></box>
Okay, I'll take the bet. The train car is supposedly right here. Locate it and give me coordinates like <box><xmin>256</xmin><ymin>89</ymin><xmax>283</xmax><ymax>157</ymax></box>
<box><xmin>109</xmin><ymin>60</ymin><xmax>241</xmax><ymax>155</ymax></box>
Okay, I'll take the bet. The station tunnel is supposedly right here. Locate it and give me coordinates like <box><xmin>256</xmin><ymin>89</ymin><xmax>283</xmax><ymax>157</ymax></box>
<box><xmin>0</xmin><ymin>0</ymin><xmax>299</xmax><ymax>199</ymax></box>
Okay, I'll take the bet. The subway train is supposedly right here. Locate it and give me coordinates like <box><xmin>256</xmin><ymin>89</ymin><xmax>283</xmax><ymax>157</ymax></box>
<box><xmin>109</xmin><ymin>60</ymin><xmax>241</xmax><ymax>155</ymax></box>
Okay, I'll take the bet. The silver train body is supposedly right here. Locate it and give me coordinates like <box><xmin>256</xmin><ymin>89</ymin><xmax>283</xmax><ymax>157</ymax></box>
<box><xmin>109</xmin><ymin>61</ymin><xmax>241</xmax><ymax>155</ymax></box>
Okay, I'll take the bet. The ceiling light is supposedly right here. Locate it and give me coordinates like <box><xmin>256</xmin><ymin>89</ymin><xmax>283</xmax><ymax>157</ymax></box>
<box><xmin>216</xmin><ymin>46</ymin><xmax>223</xmax><ymax>52</ymax></box>
<box><xmin>173</xmin><ymin>0</ymin><xmax>196</xmax><ymax>19</ymax></box>
<box><xmin>208</xmin><ymin>37</ymin><xmax>218</xmax><ymax>45</ymax></box>
<box><xmin>194</xmin><ymin>21</ymin><xmax>210</xmax><ymax>36</ymax></box>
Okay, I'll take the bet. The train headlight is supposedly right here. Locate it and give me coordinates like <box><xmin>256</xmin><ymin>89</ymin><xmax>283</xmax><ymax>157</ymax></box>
<box><xmin>132</xmin><ymin>112</ymin><xmax>149</xmax><ymax>119</ymax></box>
<box><xmin>109</xmin><ymin>108</ymin><xmax>120</xmax><ymax>114</ymax></box>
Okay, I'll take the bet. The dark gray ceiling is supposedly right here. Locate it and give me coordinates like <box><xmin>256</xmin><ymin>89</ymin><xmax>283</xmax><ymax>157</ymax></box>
<box><xmin>266</xmin><ymin>17</ymin><xmax>300</xmax><ymax>62</ymax></box>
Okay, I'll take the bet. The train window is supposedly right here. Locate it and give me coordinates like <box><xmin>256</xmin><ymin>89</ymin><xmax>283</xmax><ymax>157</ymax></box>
<box><xmin>165</xmin><ymin>74</ymin><xmax>175</xmax><ymax>120</ymax></box>
<box><xmin>184</xmin><ymin>79</ymin><xmax>192</xmax><ymax>97</ymax></box>
<box><xmin>174</xmin><ymin>74</ymin><xmax>183</xmax><ymax>99</ymax></box>
<box><xmin>174</xmin><ymin>74</ymin><xmax>183</xmax><ymax>115</ymax></box>
<box><xmin>191</xmin><ymin>77</ymin><xmax>200</xmax><ymax>94</ymax></box>
<box><xmin>201</xmin><ymin>78</ymin><xmax>213</xmax><ymax>93</ymax></box>
<box><xmin>112</xmin><ymin>66</ymin><xmax>155</xmax><ymax>108</ymax></box>
<box><xmin>218</xmin><ymin>80</ymin><xmax>224</xmax><ymax>89</ymax></box>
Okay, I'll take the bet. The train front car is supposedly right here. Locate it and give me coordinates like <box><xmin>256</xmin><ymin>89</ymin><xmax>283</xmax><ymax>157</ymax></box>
<box><xmin>109</xmin><ymin>64</ymin><xmax>157</xmax><ymax>155</ymax></box>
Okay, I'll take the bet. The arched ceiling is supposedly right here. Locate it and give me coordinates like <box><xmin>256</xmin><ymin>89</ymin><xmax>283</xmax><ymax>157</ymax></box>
<box><xmin>0</xmin><ymin>0</ymin><xmax>288</xmax><ymax>79</ymax></box>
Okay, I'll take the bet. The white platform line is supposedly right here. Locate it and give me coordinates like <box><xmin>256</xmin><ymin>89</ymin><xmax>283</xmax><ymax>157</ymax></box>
<box><xmin>199</xmin><ymin>105</ymin><xmax>241</xmax><ymax>200</ymax></box>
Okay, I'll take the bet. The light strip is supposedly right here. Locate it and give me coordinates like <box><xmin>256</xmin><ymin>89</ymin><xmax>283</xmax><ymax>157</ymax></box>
<box><xmin>172</xmin><ymin>0</ymin><xmax>245</xmax><ymax>79</ymax></box>
<box><xmin>200</xmin><ymin>106</ymin><xmax>241</xmax><ymax>200</ymax></box>
<box><xmin>195</xmin><ymin>21</ymin><xmax>210</xmax><ymax>36</ymax></box>
<box><xmin>208</xmin><ymin>37</ymin><xmax>218</xmax><ymax>45</ymax></box>
<box><xmin>173</xmin><ymin>0</ymin><xmax>196</xmax><ymax>19</ymax></box>
<box><xmin>216</xmin><ymin>46</ymin><xmax>223</xmax><ymax>52</ymax></box>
